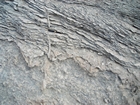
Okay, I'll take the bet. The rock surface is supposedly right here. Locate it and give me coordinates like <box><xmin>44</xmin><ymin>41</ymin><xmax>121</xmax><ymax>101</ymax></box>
<box><xmin>0</xmin><ymin>0</ymin><xmax>140</xmax><ymax>105</ymax></box>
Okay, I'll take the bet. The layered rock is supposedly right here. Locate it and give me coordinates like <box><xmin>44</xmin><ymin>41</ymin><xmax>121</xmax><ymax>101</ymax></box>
<box><xmin>0</xmin><ymin>0</ymin><xmax>140</xmax><ymax>105</ymax></box>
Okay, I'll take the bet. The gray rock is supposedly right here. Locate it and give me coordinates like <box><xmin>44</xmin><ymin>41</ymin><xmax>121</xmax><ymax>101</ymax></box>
<box><xmin>0</xmin><ymin>0</ymin><xmax>140</xmax><ymax>105</ymax></box>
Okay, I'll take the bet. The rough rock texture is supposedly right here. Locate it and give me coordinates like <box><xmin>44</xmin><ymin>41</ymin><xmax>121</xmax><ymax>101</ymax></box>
<box><xmin>0</xmin><ymin>0</ymin><xmax>140</xmax><ymax>105</ymax></box>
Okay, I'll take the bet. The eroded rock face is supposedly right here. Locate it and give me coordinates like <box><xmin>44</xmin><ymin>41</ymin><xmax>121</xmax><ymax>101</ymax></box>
<box><xmin>0</xmin><ymin>0</ymin><xmax>140</xmax><ymax>105</ymax></box>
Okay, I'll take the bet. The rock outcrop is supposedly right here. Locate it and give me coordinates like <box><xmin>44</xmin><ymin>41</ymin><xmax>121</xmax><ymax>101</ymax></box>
<box><xmin>0</xmin><ymin>0</ymin><xmax>140</xmax><ymax>105</ymax></box>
